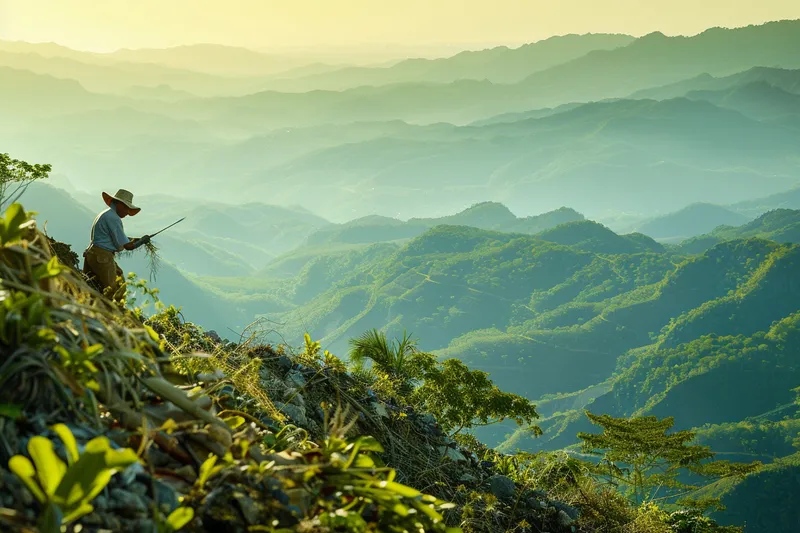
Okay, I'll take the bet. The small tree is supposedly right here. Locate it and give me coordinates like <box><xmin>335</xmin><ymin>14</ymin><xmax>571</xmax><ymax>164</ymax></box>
<box><xmin>349</xmin><ymin>329</ymin><xmax>431</xmax><ymax>396</ymax></box>
<box><xmin>411</xmin><ymin>357</ymin><xmax>540</xmax><ymax>436</ymax></box>
<box><xmin>578</xmin><ymin>412</ymin><xmax>760</xmax><ymax>507</ymax></box>
<box><xmin>0</xmin><ymin>153</ymin><xmax>52</xmax><ymax>209</ymax></box>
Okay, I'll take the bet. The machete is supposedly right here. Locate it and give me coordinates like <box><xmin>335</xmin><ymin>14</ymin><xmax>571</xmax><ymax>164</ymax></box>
<box><xmin>132</xmin><ymin>217</ymin><xmax>186</xmax><ymax>249</ymax></box>
<box><xmin>149</xmin><ymin>217</ymin><xmax>186</xmax><ymax>238</ymax></box>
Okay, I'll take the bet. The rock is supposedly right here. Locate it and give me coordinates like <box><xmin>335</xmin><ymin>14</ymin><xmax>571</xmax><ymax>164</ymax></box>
<box><xmin>119</xmin><ymin>461</ymin><xmax>146</xmax><ymax>486</ymax></box>
<box><xmin>557</xmin><ymin>509</ymin><xmax>574</xmax><ymax>527</ymax></box>
<box><xmin>103</xmin><ymin>515</ymin><xmax>122</xmax><ymax>532</ymax></box>
<box><xmin>110</xmin><ymin>487</ymin><xmax>147</xmax><ymax>517</ymax></box>
<box><xmin>277</xmin><ymin>355</ymin><xmax>293</xmax><ymax>372</ymax></box>
<box><xmin>154</xmin><ymin>479</ymin><xmax>180</xmax><ymax>513</ymax></box>
<box><xmin>132</xmin><ymin>518</ymin><xmax>156</xmax><ymax>533</ymax></box>
<box><xmin>553</xmin><ymin>501</ymin><xmax>580</xmax><ymax>521</ymax></box>
<box><xmin>235</xmin><ymin>492</ymin><xmax>260</xmax><ymax>525</ymax></box>
<box><xmin>286</xmin><ymin>370</ymin><xmax>306</xmax><ymax>388</ymax></box>
<box><xmin>274</xmin><ymin>402</ymin><xmax>308</xmax><ymax>426</ymax></box>
<box><xmin>438</xmin><ymin>446</ymin><xmax>468</xmax><ymax>463</ymax></box>
<box><xmin>201</xmin><ymin>486</ymin><xmax>248</xmax><ymax>533</ymax></box>
<box><xmin>488</xmin><ymin>475</ymin><xmax>516</xmax><ymax>501</ymax></box>
<box><xmin>459</xmin><ymin>473</ymin><xmax>477</xmax><ymax>483</ymax></box>
<box><xmin>287</xmin><ymin>390</ymin><xmax>305</xmax><ymax>408</ymax></box>
<box><xmin>131</xmin><ymin>482</ymin><xmax>149</xmax><ymax>497</ymax></box>
<box><xmin>94</xmin><ymin>494</ymin><xmax>108</xmax><ymax>511</ymax></box>
<box><xmin>205</xmin><ymin>330</ymin><xmax>222</xmax><ymax>343</ymax></box>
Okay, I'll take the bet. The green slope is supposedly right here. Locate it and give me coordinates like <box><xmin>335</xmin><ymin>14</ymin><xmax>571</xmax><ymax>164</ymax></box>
<box><xmin>678</xmin><ymin>209</ymin><xmax>800</xmax><ymax>254</ymax></box>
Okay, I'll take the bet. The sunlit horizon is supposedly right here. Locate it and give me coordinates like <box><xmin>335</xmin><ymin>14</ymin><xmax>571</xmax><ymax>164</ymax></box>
<box><xmin>2</xmin><ymin>0</ymin><xmax>800</xmax><ymax>54</ymax></box>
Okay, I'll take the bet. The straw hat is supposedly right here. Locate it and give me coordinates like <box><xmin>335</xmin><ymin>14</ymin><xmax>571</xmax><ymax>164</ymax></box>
<box><xmin>102</xmin><ymin>189</ymin><xmax>141</xmax><ymax>216</ymax></box>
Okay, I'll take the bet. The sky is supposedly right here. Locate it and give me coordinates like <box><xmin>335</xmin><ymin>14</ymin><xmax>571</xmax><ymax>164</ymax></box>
<box><xmin>1</xmin><ymin>0</ymin><xmax>800</xmax><ymax>52</ymax></box>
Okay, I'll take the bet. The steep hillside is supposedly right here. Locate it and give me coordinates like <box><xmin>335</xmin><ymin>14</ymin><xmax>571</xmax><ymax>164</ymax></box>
<box><xmin>265</xmin><ymin>223</ymin><xmax>681</xmax><ymax>381</ymax></box>
<box><xmin>499</xmin><ymin>239</ymin><xmax>800</xmax><ymax>453</ymax></box>
<box><xmin>534</xmin><ymin>220</ymin><xmax>664</xmax><ymax>253</ymax></box>
<box><xmin>703</xmin><ymin>453</ymin><xmax>800</xmax><ymax>533</ymax></box>
<box><xmin>678</xmin><ymin>209</ymin><xmax>800</xmax><ymax>254</ymax></box>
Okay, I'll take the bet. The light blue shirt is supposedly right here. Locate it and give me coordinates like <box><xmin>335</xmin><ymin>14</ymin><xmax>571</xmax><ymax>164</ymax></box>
<box><xmin>90</xmin><ymin>207</ymin><xmax>130</xmax><ymax>252</ymax></box>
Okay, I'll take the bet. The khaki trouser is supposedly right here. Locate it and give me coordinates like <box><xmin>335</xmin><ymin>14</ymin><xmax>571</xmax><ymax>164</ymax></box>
<box><xmin>83</xmin><ymin>245</ymin><xmax>125</xmax><ymax>301</ymax></box>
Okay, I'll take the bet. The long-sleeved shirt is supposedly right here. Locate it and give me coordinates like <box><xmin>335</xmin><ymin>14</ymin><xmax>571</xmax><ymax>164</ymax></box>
<box><xmin>89</xmin><ymin>208</ymin><xmax>130</xmax><ymax>252</ymax></box>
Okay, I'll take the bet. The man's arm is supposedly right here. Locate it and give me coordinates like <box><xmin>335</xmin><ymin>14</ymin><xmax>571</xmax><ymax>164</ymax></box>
<box><xmin>109</xmin><ymin>217</ymin><xmax>134</xmax><ymax>251</ymax></box>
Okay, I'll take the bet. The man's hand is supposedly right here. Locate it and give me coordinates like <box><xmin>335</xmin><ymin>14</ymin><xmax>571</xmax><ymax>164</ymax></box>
<box><xmin>130</xmin><ymin>235</ymin><xmax>151</xmax><ymax>250</ymax></box>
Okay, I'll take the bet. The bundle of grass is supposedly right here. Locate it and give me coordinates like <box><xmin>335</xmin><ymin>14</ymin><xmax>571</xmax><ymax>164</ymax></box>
<box><xmin>142</xmin><ymin>239</ymin><xmax>161</xmax><ymax>281</ymax></box>
<box><xmin>119</xmin><ymin>238</ymin><xmax>162</xmax><ymax>281</ymax></box>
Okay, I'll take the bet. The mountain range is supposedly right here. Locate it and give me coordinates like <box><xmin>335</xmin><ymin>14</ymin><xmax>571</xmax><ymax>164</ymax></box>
<box><xmin>4</xmin><ymin>21</ymin><xmax>800</xmax><ymax>221</ymax></box>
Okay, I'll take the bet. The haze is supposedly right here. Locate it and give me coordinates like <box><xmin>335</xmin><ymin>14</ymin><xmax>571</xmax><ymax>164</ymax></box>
<box><xmin>2</xmin><ymin>0</ymin><xmax>800</xmax><ymax>51</ymax></box>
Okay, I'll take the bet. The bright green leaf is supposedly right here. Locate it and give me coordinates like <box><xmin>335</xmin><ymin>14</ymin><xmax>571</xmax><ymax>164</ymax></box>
<box><xmin>165</xmin><ymin>507</ymin><xmax>194</xmax><ymax>531</ymax></box>
<box><xmin>222</xmin><ymin>416</ymin><xmax>246</xmax><ymax>430</ymax></box>
<box><xmin>28</xmin><ymin>436</ymin><xmax>66</xmax><ymax>498</ymax></box>
<box><xmin>52</xmin><ymin>424</ymin><xmax>79</xmax><ymax>466</ymax></box>
<box><xmin>8</xmin><ymin>455</ymin><xmax>47</xmax><ymax>503</ymax></box>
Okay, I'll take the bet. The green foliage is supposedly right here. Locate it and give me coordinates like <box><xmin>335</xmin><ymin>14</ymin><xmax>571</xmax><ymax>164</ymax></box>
<box><xmin>679</xmin><ymin>209</ymin><xmax>800</xmax><ymax>254</ymax></box>
<box><xmin>578</xmin><ymin>413</ymin><xmax>760</xmax><ymax>507</ymax></box>
<box><xmin>8</xmin><ymin>424</ymin><xmax>139</xmax><ymax>532</ymax></box>
<box><xmin>666</xmin><ymin>509</ymin><xmax>742</xmax><ymax>533</ymax></box>
<box><xmin>182</xmin><ymin>405</ymin><xmax>459</xmax><ymax>532</ymax></box>
<box><xmin>156</xmin><ymin>507</ymin><xmax>195</xmax><ymax>533</ymax></box>
<box><xmin>411</xmin><ymin>357</ymin><xmax>540</xmax><ymax>436</ymax></box>
<box><xmin>0</xmin><ymin>153</ymin><xmax>51</xmax><ymax>209</ymax></box>
<box><xmin>349</xmin><ymin>329</ymin><xmax>432</xmax><ymax>397</ymax></box>
<box><xmin>0</xmin><ymin>203</ymin><xmax>36</xmax><ymax>246</ymax></box>
<box><xmin>535</xmin><ymin>220</ymin><xmax>665</xmax><ymax>254</ymax></box>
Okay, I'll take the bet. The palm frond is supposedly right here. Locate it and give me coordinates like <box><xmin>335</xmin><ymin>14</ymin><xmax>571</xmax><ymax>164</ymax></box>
<box><xmin>348</xmin><ymin>328</ymin><xmax>393</xmax><ymax>369</ymax></box>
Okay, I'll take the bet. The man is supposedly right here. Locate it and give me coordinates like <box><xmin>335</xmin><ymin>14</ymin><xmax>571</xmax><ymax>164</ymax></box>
<box><xmin>83</xmin><ymin>189</ymin><xmax>150</xmax><ymax>300</ymax></box>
